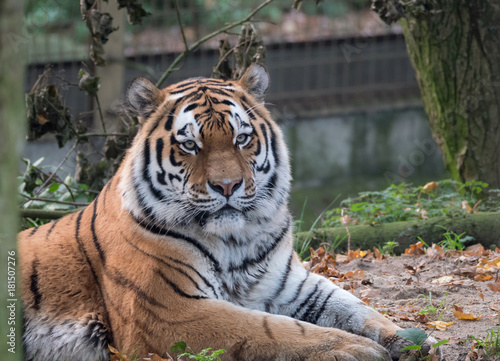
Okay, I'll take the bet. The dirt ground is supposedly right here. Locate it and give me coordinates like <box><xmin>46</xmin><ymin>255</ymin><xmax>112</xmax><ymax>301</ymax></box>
<box><xmin>305</xmin><ymin>244</ymin><xmax>500</xmax><ymax>361</ymax></box>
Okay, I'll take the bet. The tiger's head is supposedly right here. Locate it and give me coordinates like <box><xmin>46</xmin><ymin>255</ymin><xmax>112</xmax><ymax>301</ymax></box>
<box><xmin>119</xmin><ymin>65</ymin><xmax>290</xmax><ymax>238</ymax></box>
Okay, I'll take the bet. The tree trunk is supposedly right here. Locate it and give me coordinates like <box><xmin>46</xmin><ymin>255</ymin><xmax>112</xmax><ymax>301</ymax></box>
<box><xmin>297</xmin><ymin>212</ymin><xmax>500</xmax><ymax>253</ymax></box>
<box><xmin>0</xmin><ymin>0</ymin><xmax>25</xmax><ymax>359</ymax></box>
<box><xmin>372</xmin><ymin>0</ymin><xmax>500</xmax><ymax>188</ymax></box>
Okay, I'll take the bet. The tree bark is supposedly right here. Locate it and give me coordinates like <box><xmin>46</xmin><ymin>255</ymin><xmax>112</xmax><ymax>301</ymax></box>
<box><xmin>297</xmin><ymin>212</ymin><xmax>500</xmax><ymax>254</ymax></box>
<box><xmin>0</xmin><ymin>0</ymin><xmax>25</xmax><ymax>359</ymax></box>
<box><xmin>372</xmin><ymin>0</ymin><xmax>500</xmax><ymax>188</ymax></box>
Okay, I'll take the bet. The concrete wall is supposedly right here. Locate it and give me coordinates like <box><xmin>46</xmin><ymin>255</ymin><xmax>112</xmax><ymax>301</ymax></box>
<box><xmin>284</xmin><ymin>105</ymin><xmax>446</xmax><ymax>189</ymax></box>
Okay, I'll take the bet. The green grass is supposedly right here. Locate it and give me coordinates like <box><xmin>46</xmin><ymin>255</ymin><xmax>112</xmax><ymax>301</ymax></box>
<box><xmin>417</xmin><ymin>292</ymin><xmax>448</xmax><ymax>321</ymax></box>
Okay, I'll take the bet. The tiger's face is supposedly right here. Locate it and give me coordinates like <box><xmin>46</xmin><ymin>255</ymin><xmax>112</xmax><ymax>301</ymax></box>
<box><xmin>120</xmin><ymin>65</ymin><xmax>290</xmax><ymax>238</ymax></box>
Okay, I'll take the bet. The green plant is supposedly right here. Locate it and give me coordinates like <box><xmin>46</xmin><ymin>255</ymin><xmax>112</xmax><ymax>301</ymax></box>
<box><xmin>436</xmin><ymin>226</ymin><xmax>474</xmax><ymax>251</ymax></box>
<box><xmin>397</xmin><ymin>328</ymin><xmax>449</xmax><ymax>360</ymax></box>
<box><xmin>464</xmin><ymin>325</ymin><xmax>500</xmax><ymax>357</ymax></box>
<box><xmin>171</xmin><ymin>342</ymin><xmax>226</xmax><ymax>361</ymax></box>
<box><xmin>381</xmin><ymin>240</ymin><xmax>399</xmax><ymax>256</ymax></box>
<box><xmin>417</xmin><ymin>292</ymin><xmax>448</xmax><ymax>321</ymax></box>
<box><xmin>294</xmin><ymin>196</ymin><xmax>340</xmax><ymax>260</ymax></box>
<box><xmin>322</xmin><ymin>180</ymin><xmax>499</xmax><ymax>228</ymax></box>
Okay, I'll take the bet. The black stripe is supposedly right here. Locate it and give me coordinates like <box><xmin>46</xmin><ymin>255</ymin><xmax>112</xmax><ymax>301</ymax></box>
<box><xmin>228</xmin><ymin>217</ymin><xmax>290</xmax><ymax>272</ymax></box>
<box><xmin>45</xmin><ymin>219</ymin><xmax>60</xmax><ymax>240</ymax></box>
<box><xmin>28</xmin><ymin>226</ymin><xmax>39</xmax><ymax>237</ymax></box>
<box><xmin>90</xmin><ymin>196</ymin><xmax>106</xmax><ymax>264</ymax></box>
<box><xmin>183</xmin><ymin>103</ymin><xmax>198</xmax><ymax>113</ymax></box>
<box><xmin>30</xmin><ymin>259</ymin><xmax>42</xmax><ymax>310</ymax></box>
<box><xmin>108</xmin><ymin>269</ymin><xmax>167</xmax><ymax>308</ymax></box>
<box><xmin>262</xmin><ymin>316</ymin><xmax>275</xmax><ymax>340</ymax></box>
<box><xmin>74</xmin><ymin>211</ymin><xmax>113</xmax><ymax>340</ymax></box>
<box><xmin>264</xmin><ymin>172</ymin><xmax>278</xmax><ymax>190</ymax></box>
<box><xmin>285</xmin><ymin>273</ymin><xmax>309</xmax><ymax>305</ymax></box>
<box><xmin>102</xmin><ymin>178</ymin><xmax>113</xmax><ymax>210</ymax></box>
<box><xmin>156</xmin><ymin>270</ymin><xmax>207</xmax><ymax>299</ymax></box>
<box><xmin>143</xmin><ymin>138</ymin><xmax>167</xmax><ymax>201</ymax></box>
<box><xmin>132</xmin><ymin>215</ymin><xmax>221</xmax><ymax>273</ymax></box>
<box><xmin>310</xmin><ymin>289</ymin><xmax>336</xmax><ymax>324</ymax></box>
<box><xmin>291</xmin><ymin>283</ymin><xmax>319</xmax><ymax>319</ymax></box>
<box><xmin>168</xmin><ymin>173</ymin><xmax>182</xmax><ymax>183</ymax></box>
<box><xmin>295</xmin><ymin>320</ymin><xmax>306</xmax><ymax>336</ymax></box>
<box><xmin>121</xmin><ymin>233</ymin><xmax>218</xmax><ymax>297</ymax></box>
<box><xmin>265</xmin><ymin>251</ymin><xmax>293</xmax><ymax>312</ymax></box>
<box><xmin>156</xmin><ymin>138</ymin><xmax>167</xmax><ymax>185</ymax></box>
<box><xmin>300</xmin><ymin>288</ymin><xmax>324</xmax><ymax>323</ymax></box>
<box><xmin>256</xmin><ymin>124</ymin><xmax>270</xmax><ymax>173</ymax></box>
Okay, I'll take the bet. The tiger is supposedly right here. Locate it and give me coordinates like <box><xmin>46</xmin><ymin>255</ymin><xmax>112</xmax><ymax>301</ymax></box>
<box><xmin>18</xmin><ymin>64</ymin><xmax>438</xmax><ymax>361</ymax></box>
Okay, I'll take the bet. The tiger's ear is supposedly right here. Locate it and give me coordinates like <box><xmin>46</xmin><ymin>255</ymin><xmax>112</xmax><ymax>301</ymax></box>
<box><xmin>125</xmin><ymin>77</ymin><xmax>163</xmax><ymax>123</ymax></box>
<box><xmin>238</xmin><ymin>64</ymin><xmax>269</xmax><ymax>103</ymax></box>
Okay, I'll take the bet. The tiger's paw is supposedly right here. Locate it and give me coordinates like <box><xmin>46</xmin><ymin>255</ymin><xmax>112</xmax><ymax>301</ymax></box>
<box><xmin>305</xmin><ymin>334</ymin><xmax>392</xmax><ymax>361</ymax></box>
<box><xmin>383</xmin><ymin>334</ymin><xmax>442</xmax><ymax>361</ymax></box>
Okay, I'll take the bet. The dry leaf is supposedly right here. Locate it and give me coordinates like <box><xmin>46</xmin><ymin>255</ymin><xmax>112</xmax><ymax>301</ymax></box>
<box><xmin>453</xmin><ymin>305</ymin><xmax>481</xmax><ymax>320</ymax></box>
<box><xmin>479</xmin><ymin>293</ymin><xmax>484</xmax><ymax>301</ymax></box>
<box><xmin>462</xmin><ymin>200</ymin><xmax>472</xmax><ymax>213</ymax></box>
<box><xmin>109</xmin><ymin>345</ymin><xmax>128</xmax><ymax>361</ymax></box>
<box><xmin>427</xmin><ymin>244</ymin><xmax>444</xmax><ymax>259</ymax></box>
<box><xmin>422</xmin><ymin>181</ymin><xmax>437</xmax><ymax>193</ymax></box>
<box><xmin>427</xmin><ymin>320</ymin><xmax>454</xmax><ymax>331</ymax></box>
<box><xmin>404</xmin><ymin>241</ymin><xmax>426</xmax><ymax>256</ymax></box>
<box><xmin>432</xmin><ymin>275</ymin><xmax>454</xmax><ymax>284</ymax></box>
<box><xmin>474</xmin><ymin>274</ymin><xmax>493</xmax><ymax>282</ymax></box>
<box><xmin>373</xmin><ymin>247</ymin><xmax>385</xmax><ymax>261</ymax></box>
<box><xmin>487</xmin><ymin>282</ymin><xmax>500</xmax><ymax>292</ymax></box>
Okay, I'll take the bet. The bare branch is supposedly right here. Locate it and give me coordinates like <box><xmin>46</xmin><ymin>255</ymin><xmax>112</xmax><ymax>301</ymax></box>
<box><xmin>32</xmin><ymin>141</ymin><xmax>78</xmax><ymax>198</ymax></box>
<box><xmin>20</xmin><ymin>194</ymin><xmax>90</xmax><ymax>207</ymax></box>
<box><xmin>174</xmin><ymin>0</ymin><xmax>189</xmax><ymax>51</ymax></box>
<box><xmin>156</xmin><ymin>0</ymin><xmax>274</xmax><ymax>87</ymax></box>
<box><xmin>20</xmin><ymin>208</ymin><xmax>82</xmax><ymax>220</ymax></box>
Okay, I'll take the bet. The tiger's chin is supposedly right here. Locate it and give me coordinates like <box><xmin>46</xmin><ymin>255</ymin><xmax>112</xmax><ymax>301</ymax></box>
<box><xmin>199</xmin><ymin>207</ymin><xmax>247</xmax><ymax>237</ymax></box>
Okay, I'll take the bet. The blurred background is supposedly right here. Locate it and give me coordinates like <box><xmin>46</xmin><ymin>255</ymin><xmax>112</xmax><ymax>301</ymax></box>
<box><xmin>22</xmin><ymin>0</ymin><xmax>448</xmax><ymax>226</ymax></box>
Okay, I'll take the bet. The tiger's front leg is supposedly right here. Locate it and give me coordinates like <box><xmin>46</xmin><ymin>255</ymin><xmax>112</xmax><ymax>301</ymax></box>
<box><xmin>263</xmin><ymin>254</ymin><xmax>432</xmax><ymax>360</ymax></box>
<box><xmin>135</xmin><ymin>298</ymin><xmax>391</xmax><ymax>361</ymax></box>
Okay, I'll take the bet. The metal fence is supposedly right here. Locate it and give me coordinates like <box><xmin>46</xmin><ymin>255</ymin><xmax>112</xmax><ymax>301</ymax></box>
<box><xmin>26</xmin><ymin>33</ymin><xmax>420</xmax><ymax>121</ymax></box>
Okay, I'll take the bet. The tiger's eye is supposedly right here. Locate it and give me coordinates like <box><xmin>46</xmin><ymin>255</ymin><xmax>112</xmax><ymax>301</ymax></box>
<box><xmin>183</xmin><ymin>140</ymin><xmax>197</xmax><ymax>150</ymax></box>
<box><xmin>236</xmin><ymin>134</ymin><xmax>249</xmax><ymax>144</ymax></box>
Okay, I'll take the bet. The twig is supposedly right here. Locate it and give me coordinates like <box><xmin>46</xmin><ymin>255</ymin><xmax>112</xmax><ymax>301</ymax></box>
<box><xmin>79</xmin><ymin>132</ymin><xmax>129</xmax><ymax>138</ymax></box>
<box><xmin>20</xmin><ymin>194</ymin><xmax>90</xmax><ymax>207</ymax></box>
<box><xmin>33</xmin><ymin>141</ymin><xmax>78</xmax><ymax>198</ymax></box>
<box><xmin>174</xmin><ymin>0</ymin><xmax>189</xmax><ymax>51</ymax></box>
<box><xmin>94</xmin><ymin>94</ymin><xmax>107</xmax><ymax>132</ymax></box>
<box><xmin>20</xmin><ymin>208</ymin><xmax>82</xmax><ymax>220</ymax></box>
<box><xmin>340</xmin><ymin>208</ymin><xmax>351</xmax><ymax>254</ymax></box>
<box><xmin>156</xmin><ymin>0</ymin><xmax>274</xmax><ymax>87</ymax></box>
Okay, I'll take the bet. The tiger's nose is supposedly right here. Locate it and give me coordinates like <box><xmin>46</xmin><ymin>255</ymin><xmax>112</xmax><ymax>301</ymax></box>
<box><xmin>208</xmin><ymin>179</ymin><xmax>242</xmax><ymax>197</ymax></box>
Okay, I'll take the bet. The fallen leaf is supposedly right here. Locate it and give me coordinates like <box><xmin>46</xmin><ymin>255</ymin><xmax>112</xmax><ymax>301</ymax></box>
<box><xmin>479</xmin><ymin>293</ymin><xmax>484</xmax><ymax>301</ymax></box>
<box><xmin>427</xmin><ymin>321</ymin><xmax>454</xmax><ymax>331</ymax></box>
<box><xmin>373</xmin><ymin>247</ymin><xmax>385</xmax><ymax>261</ymax></box>
<box><xmin>487</xmin><ymin>282</ymin><xmax>500</xmax><ymax>292</ymax></box>
<box><xmin>474</xmin><ymin>274</ymin><xmax>493</xmax><ymax>282</ymax></box>
<box><xmin>489</xmin><ymin>305</ymin><xmax>499</xmax><ymax>312</ymax></box>
<box><xmin>404</xmin><ymin>241</ymin><xmax>426</xmax><ymax>256</ymax></box>
<box><xmin>427</xmin><ymin>244</ymin><xmax>444</xmax><ymax>259</ymax></box>
<box><xmin>453</xmin><ymin>305</ymin><xmax>481</xmax><ymax>320</ymax></box>
<box><xmin>360</xmin><ymin>288</ymin><xmax>379</xmax><ymax>299</ymax></box>
<box><xmin>432</xmin><ymin>275</ymin><xmax>454</xmax><ymax>284</ymax></box>
<box><xmin>109</xmin><ymin>345</ymin><xmax>128</xmax><ymax>361</ymax></box>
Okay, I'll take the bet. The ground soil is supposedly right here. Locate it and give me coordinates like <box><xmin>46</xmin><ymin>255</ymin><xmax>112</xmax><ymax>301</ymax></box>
<box><xmin>319</xmin><ymin>245</ymin><xmax>500</xmax><ymax>361</ymax></box>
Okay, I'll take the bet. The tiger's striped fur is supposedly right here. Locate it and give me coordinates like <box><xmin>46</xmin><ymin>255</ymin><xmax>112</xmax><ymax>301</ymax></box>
<box><xmin>19</xmin><ymin>65</ymin><xmax>433</xmax><ymax>361</ymax></box>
